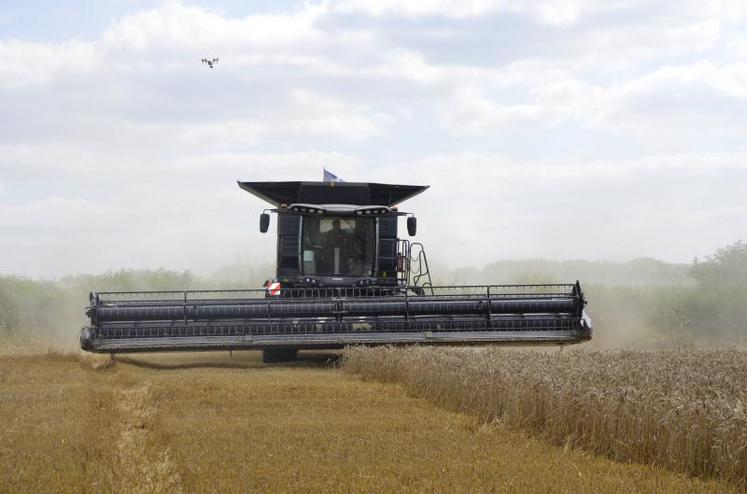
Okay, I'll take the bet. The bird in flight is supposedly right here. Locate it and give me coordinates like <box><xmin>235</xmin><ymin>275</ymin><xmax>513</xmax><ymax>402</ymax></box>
<box><xmin>201</xmin><ymin>58</ymin><xmax>219</xmax><ymax>68</ymax></box>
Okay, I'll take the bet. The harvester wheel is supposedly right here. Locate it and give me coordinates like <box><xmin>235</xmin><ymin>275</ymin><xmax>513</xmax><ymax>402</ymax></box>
<box><xmin>262</xmin><ymin>348</ymin><xmax>298</xmax><ymax>363</ymax></box>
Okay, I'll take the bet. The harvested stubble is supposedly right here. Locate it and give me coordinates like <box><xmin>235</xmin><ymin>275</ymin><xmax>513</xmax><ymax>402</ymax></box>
<box><xmin>343</xmin><ymin>346</ymin><xmax>747</xmax><ymax>486</ymax></box>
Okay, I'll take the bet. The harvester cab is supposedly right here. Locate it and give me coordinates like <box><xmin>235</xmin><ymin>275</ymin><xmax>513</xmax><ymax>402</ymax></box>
<box><xmin>80</xmin><ymin>180</ymin><xmax>592</xmax><ymax>362</ymax></box>
<box><xmin>243</xmin><ymin>181</ymin><xmax>430</xmax><ymax>293</ymax></box>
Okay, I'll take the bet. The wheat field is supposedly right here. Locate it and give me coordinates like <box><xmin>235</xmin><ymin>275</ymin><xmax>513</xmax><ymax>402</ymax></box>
<box><xmin>0</xmin><ymin>349</ymin><xmax>736</xmax><ymax>492</ymax></box>
<box><xmin>343</xmin><ymin>346</ymin><xmax>747</xmax><ymax>487</ymax></box>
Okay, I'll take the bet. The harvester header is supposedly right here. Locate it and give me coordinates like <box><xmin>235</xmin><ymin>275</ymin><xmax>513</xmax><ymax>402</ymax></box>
<box><xmin>80</xmin><ymin>178</ymin><xmax>592</xmax><ymax>362</ymax></box>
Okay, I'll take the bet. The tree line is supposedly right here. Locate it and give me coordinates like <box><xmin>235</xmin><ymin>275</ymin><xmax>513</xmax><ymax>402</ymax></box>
<box><xmin>1</xmin><ymin>243</ymin><xmax>744</xmax><ymax>348</ymax></box>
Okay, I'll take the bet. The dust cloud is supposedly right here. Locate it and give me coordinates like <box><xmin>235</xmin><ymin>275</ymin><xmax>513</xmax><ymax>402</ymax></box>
<box><xmin>2</xmin><ymin>242</ymin><xmax>745</xmax><ymax>350</ymax></box>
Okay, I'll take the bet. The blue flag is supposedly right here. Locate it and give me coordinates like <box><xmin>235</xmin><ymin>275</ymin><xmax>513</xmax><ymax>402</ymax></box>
<box><xmin>323</xmin><ymin>168</ymin><xmax>345</xmax><ymax>182</ymax></box>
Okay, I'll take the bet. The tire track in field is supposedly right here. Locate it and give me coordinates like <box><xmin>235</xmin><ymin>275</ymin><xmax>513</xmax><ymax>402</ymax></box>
<box><xmin>114</xmin><ymin>382</ymin><xmax>182</xmax><ymax>493</ymax></box>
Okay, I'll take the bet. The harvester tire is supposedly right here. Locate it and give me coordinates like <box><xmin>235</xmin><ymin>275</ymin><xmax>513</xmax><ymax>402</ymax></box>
<box><xmin>262</xmin><ymin>348</ymin><xmax>298</xmax><ymax>363</ymax></box>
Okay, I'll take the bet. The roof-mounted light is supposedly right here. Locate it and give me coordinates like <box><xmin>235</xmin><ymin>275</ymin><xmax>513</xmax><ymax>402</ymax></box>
<box><xmin>287</xmin><ymin>203</ymin><xmax>327</xmax><ymax>215</ymax></box>
<box><xmin>353</xmin><ymin>205</ymin><xmax>393</xmax><ymax>216</ymax></box>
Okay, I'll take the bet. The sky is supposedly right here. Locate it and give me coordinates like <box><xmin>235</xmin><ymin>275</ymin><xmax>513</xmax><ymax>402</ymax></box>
<box><xmin>1</xmin><ymin>0</ymin><xmax>746</xmax><ymax>278</ymax></box>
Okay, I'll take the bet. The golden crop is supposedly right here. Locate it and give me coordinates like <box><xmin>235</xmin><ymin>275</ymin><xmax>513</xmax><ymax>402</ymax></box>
<box><xmin>2</xmin><ymin>349</ymin><xmax>733</xmax><ymax>492</ymax></box>
<box><xmin>343</xmin><ymin>346</ymin><xmax>747</xmax><ymax>487</ymax></box>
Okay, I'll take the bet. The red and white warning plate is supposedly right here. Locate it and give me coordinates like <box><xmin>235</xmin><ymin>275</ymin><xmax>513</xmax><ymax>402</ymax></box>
<box><xmin>267</xmin><ymin>281</ymin><xmax>281</xmax><ymax>296</ymax></box>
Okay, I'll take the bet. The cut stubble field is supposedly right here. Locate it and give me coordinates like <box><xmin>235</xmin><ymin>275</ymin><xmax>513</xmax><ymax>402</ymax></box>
<box><xmin>0</xmin><ymin>349</ymin><xmax>737</xmax><ymax>493</ymax></box>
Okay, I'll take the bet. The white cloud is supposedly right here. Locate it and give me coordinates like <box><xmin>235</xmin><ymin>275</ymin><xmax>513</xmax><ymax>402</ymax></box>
<box><xmin>599</xmin><ymin>62</ymin><xmax>747</xmax><ymax>136</ymax></box>
<box><xmin>331</xmin><ymin>0</ymin><xmax>586</xmax><ymax>25</ymax></box>
<box><xmin>0</xmin><ymin>38</ymin><xmax>97</xmax><ymax>89</ymax></box>
<box><xmin>286</xmin><ymin>89</ymin><xmax>385</xmax><ymax>139</ymax></box>
<box><xmin>438</xmin><ymin>88</ymin><xmax>547</xmax><ymax>133</ymax></box>
<box><xmin>0</xmin><ymin>197</ymin><xmax>96</xmax><ymax>229</ymax></box>
<box><xmin>434</xmin><ymin>60</ymin><xmax>747</xmax><ymax>136</ymax></box>
<box><xmin>0</xmin><ymin>149</ymin><xmax>364</xmax><ymax>276</ymax></box>
<box><xmin>3</xmin><ymin>148</ymin><xmax>745</xmax><ymax>276</ymax></box>
<box><xmin>437</xmin><ymin>77</ymin><xmax>608</xmax><ymax>133</ymax></box>
<box><xmin>2</xmin><ymin>0</ymin><xmax>747</xmax><ymax>276</ymax></box>
<box><xmin>377</xmin><ymin>152</ymin><xmax>747</xmax><ymax>264</ymax></box>
<box><xmin>101</xmin><ymin>2</ymin><xmax>326</xmax><ymax>50</ymax></box>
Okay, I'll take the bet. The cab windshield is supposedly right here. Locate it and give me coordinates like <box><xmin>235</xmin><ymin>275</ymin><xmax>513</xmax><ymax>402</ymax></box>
<box><xmin>301</xmin><ymin>216</ymin><xmax>375</xmax><ymax>277</ymax></box>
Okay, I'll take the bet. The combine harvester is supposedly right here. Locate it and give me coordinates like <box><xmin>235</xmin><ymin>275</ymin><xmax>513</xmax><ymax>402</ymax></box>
<box><xmin>80</xmin><ymin>179</ymin><xmax>592</xmax><ymax>362</ymax></box>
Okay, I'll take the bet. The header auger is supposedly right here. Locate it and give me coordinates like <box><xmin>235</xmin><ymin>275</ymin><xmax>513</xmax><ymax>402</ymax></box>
<box><xmin>80</xmin><ymin>179</ymin><xmax>592</xmax><ymax>362</ymax></box>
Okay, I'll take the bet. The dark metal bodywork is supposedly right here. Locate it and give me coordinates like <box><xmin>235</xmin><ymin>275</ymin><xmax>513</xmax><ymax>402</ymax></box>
<box><xmin>241</xmin><ymin>181</ymin><xmax>427</xmax><ymax>290</ymax></box>
<box><xmin>237</xmin><ymin>181</ymin><xmax>429</xmax><ymax>207</ymax></box>
<box><xmin>80</xmin><ymin>284</ymin><xmax>591</xmax><ymax>353</ymax></box>
<box><xmin>79</xmin><ymin>180</ymin><xmax>593</xmax><ymax>353</ymax></box>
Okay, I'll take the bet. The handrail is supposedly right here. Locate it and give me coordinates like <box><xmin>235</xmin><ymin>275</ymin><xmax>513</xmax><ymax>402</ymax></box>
<box><xmin>409</xmin><ymin>242</ymin><xmax>434</xmax><ymax>294</ymax></box>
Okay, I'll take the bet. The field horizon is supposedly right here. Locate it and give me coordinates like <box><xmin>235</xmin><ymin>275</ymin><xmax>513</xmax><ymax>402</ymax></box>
<box><xmin>3</xmin><ymin>243</ymin><xmax>746</xmax><ymax>351</ymax></box>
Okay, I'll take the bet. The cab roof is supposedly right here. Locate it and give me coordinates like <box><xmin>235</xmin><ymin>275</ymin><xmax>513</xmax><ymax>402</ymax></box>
<box><xmin>237</xmin><ymin>181</ymin><xmax>429</xmax><ymax>207</ymax></box>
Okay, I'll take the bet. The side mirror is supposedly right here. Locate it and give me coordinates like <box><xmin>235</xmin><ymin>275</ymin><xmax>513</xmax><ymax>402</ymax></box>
<box><xmin>407</xmin><ymin>216</ymin><xmax>417</xmax><ymax>236</ymax></box>
<box><xmin>259</xmin><ymin>213</ymin><xmax>270</xmax><ymax>233</ymax></box>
